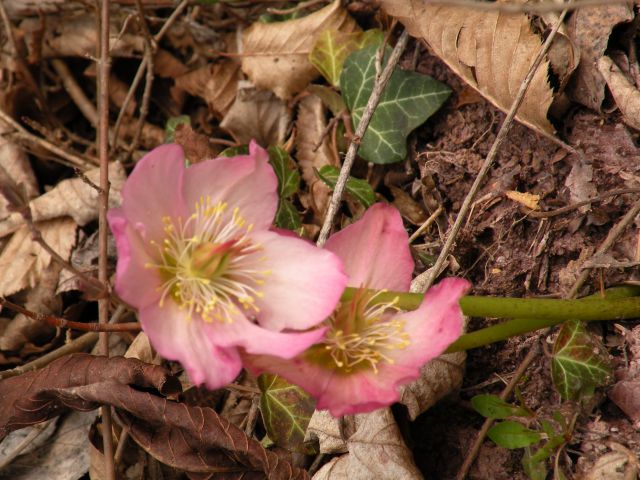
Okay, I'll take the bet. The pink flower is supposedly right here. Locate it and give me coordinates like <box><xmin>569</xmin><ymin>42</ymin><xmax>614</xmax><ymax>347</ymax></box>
<box><xmin>244</xmin><ymin>203</ymin><xmax>469</xmax><ymax>416</ymax></box>
<box><xmin>108</xmin><ymin>142</ymin><xmax>347</xmax><ymax>389</ymax></box>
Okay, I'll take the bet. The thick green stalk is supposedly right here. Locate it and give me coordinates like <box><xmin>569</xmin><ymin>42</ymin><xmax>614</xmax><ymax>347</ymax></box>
<box><xmin>340</xmin><ymin>285</ymin><xmax>640</xmax><ymax>352</ymax></box>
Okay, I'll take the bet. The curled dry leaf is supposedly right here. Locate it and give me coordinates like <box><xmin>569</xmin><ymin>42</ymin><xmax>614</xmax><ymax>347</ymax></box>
<box><xmin>0</xmin><ymin>263</ymin><xmax>61</xmax><ymax>352</ymax></box>
<box><xmin>538</xmin><ymin>12</ymin><xmax>579</xmax><ymax>93</ymax></box>
<box><xmin>567</xmin><ymin>3</ymin><xmax>634</xmax><ymax>111</ymax></box>
<box><xmin>400</xmin><ymin>352</ymin><xmax>466</xmax><ymax>420</ymax></box>
<box><xmin>565</xmin><ymin>157</ymin><xmax>597</xmax><ymax>212</ymax></box>
<box><xmin>0</xmin><ymin>162</ymin><xmax>126</xmax><ymax>238</ymax></box>
<box><xmin>598</xmin><ymin>56</ymin><xmax>640</xmax><ymax>131</ymax></box>
<box><xmin>380</xmin><ymin>0</ymin><xmax>555</xmax><ymax>136</ymax></box>
<box><xmin>242</xmin><ymin>0</ymin><xmax>359</xmax><ymax>99</ymax></box>
<box><xmin>0</xmin><ymin>130</ymin><xmax>38</xmax><ymax>220</ymax></box>
<box><xmin>505</xmin><ymin>190</ymin><xmax>540</xmax><ymax>211</ymax></box>
<box><xmin>0</xmin><ymin>218</ymin><xmax>76</xmax><ymax>297</ymax></box>
<box><xmin>175</xmin><ymin>60</ymin><xmax>240</xmax><ymax>118</ymax></box>
<box><xmin>0</xmin><ymin>354</ymin><xmax>307</xmax><ymax>479</ymax></box>
<box><xmin>1</xmin><ymin>411</ymin><xmax>97</xmax><ymax>480</ymax></box>
<box><xmin>311</xmin><ymin>409</ymin><xmax>422</xmax><ymax>480</ymax></box>
<box><xmin>296</xmin><ymin>95</ymin><xmax>338</xmax><ymax>221</ymax></box>
<box><xmin>583</xmin><ymin>448</ymin><xmax>639</xmax><ymax>480</ymax></box>
<box><xmin>220</xmin><ymin>81</ymin><xmax>291</xmax><ymax>147</ymax></box>
<box><xmin>19</xmin><ymin>14</ymin><xmax>143</xmax><ymax>63</ymax></box>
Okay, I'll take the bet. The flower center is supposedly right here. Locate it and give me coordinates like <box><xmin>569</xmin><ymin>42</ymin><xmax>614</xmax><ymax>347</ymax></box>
<box><xmin>146</xmin><ymin>196</ymin><xmax>270</xmax><ymax>323</ymax></box>
<box><xmin>309</xmin><ymin>288</ymin><xmax>411</xmax><ymax>374</ymax></box>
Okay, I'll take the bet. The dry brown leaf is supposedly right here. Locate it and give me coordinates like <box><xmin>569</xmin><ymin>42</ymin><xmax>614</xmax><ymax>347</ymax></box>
<box><xmin>242</xmin><ymin>0</ymin><xmax>359</xmax><ymax>99</ymax></box>
<box><xmin>19</xmin><ymin>14</ymin><xmax>144</xmax><ymax>63</ymax></box>
<box><xmin>296</xmin><ymin>95</ymin><xmax>338</xmax><ymax>221</ymax></box>
<box><xmin>539</xmin><ymin>12</ymin><xmax>579</xmax><ymax>92</ymax></box>
<box><xmin>583</xmin><ymin>449</ymin><xmax>639</xmax><ymax>480</ymax></box>
<box><xmin>220</xmin><ymin>81</ymin><xmax>291</xmax><ymax>147</ymax></box>
<box><xmin>599</xmin><ymin>56</ymin><xmax>640</xmax><ymax>131</ymax></box>
<box><xmin>400</xmin><ymin>352</ymin><xmax>466</xmax><ymax>420</ymax></box>
<box><xmin>380</xmin><ymin>0</ymin><xmax>555</xmax><ymax>136</ymax></box>
<box><xmin>175</xmin><ymin>61</ymin><xmax>240</xmax><ymax>117</ymax></box>
<box><xmin>0</xmin><ymin>163</ymin><xmax>126</xmax><ymax>238</ymax></box>
<box><xmin>567</xmin><ymin>4</ymin><xmax>634</xmax><ymax>111</ymax></box>
<box><xmin>565</xmin><ymin>158</ymin><xmax>597</xmax><ymax>212</ymax></box>
<box><xmin>311</xmin><ymin>409</ymin><xmax>422</xmax><ymax>480</ymax></box>
<box><xmin>125</xmin><ymin>332</ymin><xmax>159</xmax><ymax>365</ymax></box>
<box><xmin>388</xmin><ymin>185</ymin><xmax>427</xmax><ymax>225</ymax></box>
<box><xmin>305</xmin><ymin>410</ymin><xmax>348</xmax><ymax>455</ymax></box>
<box><xmin>174</xmin><ymin>124</ymin><xmax>221</xmax><ymax>163</ymax></box>
<box><xmin>0</xmin><ymin>128</ymin><xmax>38</xmax><ymax>220</ymax></box>
<box><xmin>0</xmin><ymin>218</ymin><xmax>76</xmax><ymax>297</ymax></box>
<box><xmin>0</xmin><ymin>263</ymin><xmax>61</xmax><ymax>352</ymax></box>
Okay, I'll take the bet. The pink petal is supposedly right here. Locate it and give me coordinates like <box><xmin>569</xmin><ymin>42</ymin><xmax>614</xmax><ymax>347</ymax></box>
<box><xmin>249</xmin><ymin>230</ymin><xmax>348</xmax><ymax>331</ymax></box>
<box><xmin>121</xmin><ymin>144</ymin><xmax>188</xmax><ymax>243</ymax></box>
<box><xmin>107</xmin><ymin>208</ymin><xmax>162</xmax><ymax>309</ymax></box>
<box><xmin>140</xmin><ymin>301</ymin><xmax>242</xmax><ymax>389</ymax></box>
<box><xmin>182</xmin><ymin>141</ymin><xmax>278</xmax><ymax>231</ymax></box>
<box><xmin>324</xmin><ymin>203</ymin><xmax>413</xmax><ymax>290</ymax></box>
<box><xmin>393</xmin><ymin>277</ymin><xmax>470</xmax><ymax>368</ymax></box>
<box><xmin>206</xmin><ymin>312</ymin><xmax>328</xmax><ymax>358</ymax></box>
<box><xmin>244</xmin><ymin>353</ymin><xmax>414</xmax><ymax>417</ymax></box>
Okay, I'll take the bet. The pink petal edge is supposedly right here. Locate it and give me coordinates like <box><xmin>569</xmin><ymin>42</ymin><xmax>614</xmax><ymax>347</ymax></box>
<box><xmin>324</xmin><ymin>203</ymin><xmax>413</xmax><ymax>291</ymax></box>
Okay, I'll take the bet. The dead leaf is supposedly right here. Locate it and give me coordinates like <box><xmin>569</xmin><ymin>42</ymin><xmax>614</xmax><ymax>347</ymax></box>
<box><xmin>306</xmin><ymin>85</ymin><xmax>347</xmax><ymax>116</ymax></box>
<box><xmin>0</xmin><ymin>163</ymin><xmax>126</xmax><ymax>239</ymax></box>
<box><xmin>0</xmin><ymin>262</ymin><xmax>61</xmax><ymax>352</ymax></box>
<box><xmin>0</xmin><ymin>218</ymin><xmax>76</xmax><ymax>297</ymax></box>
<box><xmin>598</xmin><ymin>56</ymin><xmax>640</xmax><ymax>131</ymax></box>
<box><xmin>566</xmin><ymin>3</ymin><xmax>634</xmax><ymax>111</ymax></box>
<box><xmin>220</xmin><ymin>81</ymin><xmax>291</xmax><ymax>147</ymax></box>
<box><xmin>296</xmin><ymin>95</ymin><xmax>338</xmax><ymax>221</ymax></box>
<box><xmin>505</xmin><ymin>190</ymin><xmax>540</xmax><ymax>210</ymax></box>
<box><xmin>380</xmin><ymin>1</ymin><xmax>555</xmax><ymax>136</ymax></box>
<box><xmin>583</xmin><ymin>449</ymin><xmax>639</xmax><ymax>480</ymax></box>
<box><xmin>0</xmin><ymin>354</ymin><xmax>307</xmax><ymax>479</ymax></box>
<box><xmin>400</xmin><ymin>352</ymin><xmax>466</xmax><ymax>420</ymax></box>
<box><xmin>19</xmin><ymin>14</ymin><xmax>144</xmax><ymax>63</ymax></box>
<box><xmin>174</xmin><ymin>124</ymin><xmax>221</xmax><ymax>163</ymax></box>
<box><xmin>311</xmin><ymin>409</ymin><xmax>422</xmax><ymax>480</ymax></box>
<box><xmin>0</xmin><ymin>411</ymin><xmax>96</xmax><ymax>480</ymax></box>
<box><xmin>175</xmin><ymin>61</ymin><xmax>240</xmax><ymax>118</ymax></box>
<box><xmin>0</xmin><ymin>129</ymin><xmax>38</xmax><ymax>222</ymax></box>
<box><xmin>125</xmin><ymin>332</ymin><xmax>159</xmax><ymax>365</ymax></box>
<box><xmin>388</xmin><ymin>185</ymin><xmax>427</xmax><ymax>225</ymax></box>
<box><xmin>538</xmin><ymin>12</ymin><xmax>579</xmax><ymax>92</ymax></box>
<box><xmin>305</xmin><ymin>410</ymin><xmax>348</xmax><ymax>455</ymax></box>
<box><xmin>242</xmin><ymin>0</ymin><xmax>359</xmax><ymax>99</ymax></box>
<box><xmin>565</xmin><ymin>158</ymin><xmax>597</xmax><ymax>212</ymax></box>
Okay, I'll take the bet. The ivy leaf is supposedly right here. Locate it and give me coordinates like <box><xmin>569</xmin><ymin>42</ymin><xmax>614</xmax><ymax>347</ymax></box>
<box><xmin>275</xmin><ymin>200</ymin><xmax>302</xmax><ymax>230</ymax></box>
<box><xmin>310</xmin><ymin>29</ymin><xmax>384</xmax><ymax>86</ymax></box>
<box><xmin>551</xmin><ymin>319</ymin><xmax>613</xmax><ymax>401</ymax></box>
<box><xmin>487</xmin><ymin>421</ymin><xmax>543</xmax><ymax>449</ymax></box>
<box><xmin>340</xmin><ymin>43</ymin><xmax>451</xmax><ymax>164</ymax></box>
<box><xmin>268</xmin><ymin>146</ymin><xmax>300</xmax><ymax>198</ymax></box>
<box><xmin>219</xmin><ymin>145</ymin><xmax>249</xmax><ymax>157</ymax></box>
<box><xmin>471</xmin><ymin>394</ymin><xmax>532</xmax><ymax>419</ymax></box>
<box><xmin>315</xmin><ymin>165</ymin><xmax>375</xmax><ymax>207</ymax></box>
<box><xmin>164</xmin><ymin>115</ymin><xmax>190</xmax><ymax>143</ymax></box>
<box><xmin>258</xmin><ymin>374</ymin><xmax>316</xmax><ymax>453</ymax></box>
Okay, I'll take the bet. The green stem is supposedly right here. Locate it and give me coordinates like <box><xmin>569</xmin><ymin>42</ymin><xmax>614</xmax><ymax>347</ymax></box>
<box><xmin>340</xmin><ymin>285</ymin><xmax>640</xmax><ymax>353</ymax></box>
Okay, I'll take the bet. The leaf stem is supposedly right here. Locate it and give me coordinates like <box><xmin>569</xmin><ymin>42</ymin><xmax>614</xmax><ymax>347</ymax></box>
<box><xmin>340</xmin><ymin>285</ymin><xmax>640</xmax><ymax>352</ymax></box>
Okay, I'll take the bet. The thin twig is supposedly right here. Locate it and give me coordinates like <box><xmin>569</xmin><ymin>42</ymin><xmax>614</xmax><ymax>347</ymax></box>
<box><xmin>317</xmin><ymin>30</ymin><xmax>410</xmax><ymax>246</ymax></box>
<box><xmin>51</xmin><ymin>59</ymin><xmax>99</xmax><ymax>126</ymax></box>
<box><xmin>0</xmin><ymin>420</ymin><xmax>53</xmax><ymax>469</ymax></box>
<box><xmin>411</xmin><ymin>8</ymin><xmax>570</xmax><ymax>293</ymax></box>
<box><xmin>425</xmin><ymin>0</ymin><xmax>629</xmax><ymax>13</ymax></box>
<box><xmin>266</xmin><ymin>0</ymin><xmax>328</xmax><ymax>15</ymax></box>
<box><xmin>0</xmin><ymin>109</ymin><xmax>96</xmax><ymax>169</ymax></box>
<box><xmin>0</xmin><ymin>298</ymin><xmax>141</xmax><ymax>332</ymax></box>
<box><xmin>568</xmin><ymin>198</ymin><xmax>640</xmax><ymax>297</ymax></box>
<box><xmin>456</xmin><ymin>341</ymin><xmax>542</xmax><ymax>480</ymax></box>
<box><xmin>97</xmin><ymin>0</ymin><xmax>115</xmax><ymax>478</ymax></box>
<box><xmin>409</xmin><ymin>205</ymin><xmax>443</xmax><ymax>244</ymax></box>
<box><xmin>0</xmin><ymin>304</ymin><xmax>127</xmax><ymax>380</ymax></box>
<box><xmin>128</xmin><ymin>0</ymin><xmax>156</xmax><ymax>157</ymax></box>
<box><xmin>111</xmin><ymin>0</ymin><xmax>188</xmax><ymax>150</ymax></box>
<box><xmin>526</xmin><ymin>188</ymin><xmax>640</xmax><ymax>218</ymax></box>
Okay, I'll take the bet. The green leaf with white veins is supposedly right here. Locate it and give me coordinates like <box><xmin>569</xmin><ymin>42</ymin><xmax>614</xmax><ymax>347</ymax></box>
<box><xmin>340</xmin><ymin>43</ymin><xmax>451</xmax><ymax>164</ymax></box>
<box><xmin>551</xmin><ymin>319</ymin><xmax>613</xmax><ymax>401</ymax></box>
<box><xmin>316</xmin><ymin>165</ymin><xmax>375</xmax><ymax>207</ymax></box>
<box><xmin>258</xmin><ymin>374</ymin><xmax>316</xmax><ymax>453</ymax></box>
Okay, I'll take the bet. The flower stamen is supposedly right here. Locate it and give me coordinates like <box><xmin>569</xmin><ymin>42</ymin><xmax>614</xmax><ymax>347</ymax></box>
<box><xmin>145</xmin><ymin>196</ymin><xmax>270</xmax><ymax>323</ymax></box>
